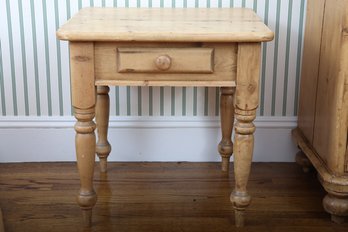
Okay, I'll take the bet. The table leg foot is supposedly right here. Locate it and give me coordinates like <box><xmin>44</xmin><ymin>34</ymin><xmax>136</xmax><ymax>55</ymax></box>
<box><xmin>81</xmin><ymin>209</ymin><xmax>93</xmax><ymax>227</ymax></box>
<box><xmin>234</xmin><ymin>209</ymin><xmax>245</xmax><ymax>227</ymax></box>
<box><xmin>99</xmin><ymin>158</ymin><xmax>108</xmax><ymax>173</ymax></box>
<box><xmin>231</xmin><ymin>190</ymin><xmax>251</xmax><ymax>227</ymax></box>
<box><xmin>221</xmin><ymin>157</ymin><xmax>230</xmax><ymax>172</ymax></box>
<box><xmin>77</xmin><ymin>190</ymin><xmax>97</xmax><ymax>227</ymax></box>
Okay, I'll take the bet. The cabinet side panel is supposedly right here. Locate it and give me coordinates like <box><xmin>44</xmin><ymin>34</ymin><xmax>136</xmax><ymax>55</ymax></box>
<box><xmin>344</xmin><ymin>80</ymin><xmax>348</xmax><ymax>173</ymax></box>
<box><xmin>298</xmin><ymin>0</ymin><xmax>326</xmax><ymax>143</ymax></box>
<box><xmin>341</xmin><ymin>0</ymin><xmax>348</xmax><ymax>173</ymax></box>
<box><xmin>342</xmin><ymin>27</ymin><xmax>348</xmax><ymax>174</ymax></box>
<box><xmin>313</xmin><ymin>0</ymin><xmax>348</xmax><ymax>175</ymax></box>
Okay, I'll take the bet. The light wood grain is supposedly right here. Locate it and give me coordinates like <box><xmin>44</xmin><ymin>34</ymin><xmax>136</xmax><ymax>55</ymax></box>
<box><xmin>95</xmin><ymin>42</ymin><xmax>237</xmax><ymax>83</ymax></box>
<box><xmin>70</xmin><ymin>42</ymin><xmax>97</xmax><ymax>227</ymax></box>
<box><xmin>69</xmin><ymin>42</ymin><xmax>95</xmax><ymax>109</ymax></box>
<box><xmin>231</xmin><ymin>43</ymin><xmax>261</xmax><ymax>227</ymax></box>
<box><xmin>57</xmin><ymin>8</ymin><xmax>274</xmax><ymax>42</ymax></box>
<box><xmin>95</xmin><ymin>80</ymin><xmax>236</xmax><ymax>87</ymax></box>
<box><xmin>312</xmin><ymin>0</ymin><xmax>348</xmax><ymax>175</ymax></box>
<box><xmin>297</xmin><ymin>0</ymin><xmax>326</xmax><ymax>143</ymax></box>
<box><xmin>117</xmin><ymin>47</ymin><xmax>214</xmax><ymax>73</ymax></box>
<box><xmin>292</xmin><ymin>128</ymin><xmax>348</xmax><ymax>191</ymax></box>
<box><xmin>340</xmin><ymin>36</ymin><xmax>348</xmax><ymax>174</ymax></box>
<box><xmin>96</xmin><ymin>86</ymin><xmax>111</xmax><ymax>173</ymax></box>
<box><xmin>292</xmin><ymin>128</ymin><xmax>348</xmax><ymax>222</ymax></box>
<box><xmin>323</xmin><ymin>194</ymin><xmax>348</xmax><ymax>224</ymax></box>
<box><xmin>234</xmin><ymin>43</ymin><xmax>261</xmax><ymax>111</ymax></box>
<box><xmin>294</xmin><ymin>0</ymin><xmax>348</xmax><ymax>223</ymax></box>
<box><xmin>58</xmin><ymin>7</ymin><xmax>273</xmax><ymax>228</ymax></box>
<box><xmin>218</xmin><ymin>87</ymin><xmax>235</xmax><ymax>172</ymax></box>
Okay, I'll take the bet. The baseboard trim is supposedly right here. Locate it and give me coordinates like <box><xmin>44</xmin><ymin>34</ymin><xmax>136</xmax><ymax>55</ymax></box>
<box><xmin>0</xmin><ymin>116</ymin><xmax>298</xmax><ymax>162</ymax></box>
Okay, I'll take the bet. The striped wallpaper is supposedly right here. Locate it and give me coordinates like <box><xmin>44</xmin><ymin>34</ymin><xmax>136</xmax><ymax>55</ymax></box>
<box><xmin>0</xmin><ymin>0</ymin><xmax>306</xmax><ymax>117</ymax></box>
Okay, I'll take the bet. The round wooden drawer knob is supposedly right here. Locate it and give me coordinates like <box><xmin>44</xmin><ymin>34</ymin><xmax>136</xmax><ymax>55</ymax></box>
<box><xmin>155</xmin><ymin>55</ymin><xmax>172</xmax><ymax>71</ymax></box>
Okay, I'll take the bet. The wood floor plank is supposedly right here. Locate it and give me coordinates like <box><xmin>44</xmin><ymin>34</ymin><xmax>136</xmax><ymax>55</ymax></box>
<box><xmin>0</xmin><ymin>208</ymin><xmax>4</xmax><ymax>232</ymax></box>
<box><xmin>0</xmin><ymin>162</ymin><xmax>346</xmax><ymax>232</ymax></box>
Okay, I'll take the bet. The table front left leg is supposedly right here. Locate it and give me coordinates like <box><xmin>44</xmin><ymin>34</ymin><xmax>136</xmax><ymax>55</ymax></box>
<box><xmin>230</xmin><ymin>43</ymin><xmax>261</xmax><ymax>227</ymax></box>
<box><xmin>70</xmin><ymin>42</ymin><xmax>97</xmax><ymax>227</ymax></box>
<box><xmin>74</xmin><ymin>107</ymin><xmax>97</xmax><ymax>227</ymax></box>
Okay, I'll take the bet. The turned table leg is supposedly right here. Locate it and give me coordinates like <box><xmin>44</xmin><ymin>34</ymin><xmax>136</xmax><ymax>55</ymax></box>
<box><xmin>218</xmin><ymin>87</ymin><xmax>235</xmax><ymax>172</ymax></box>
<box><xmin>230</xmin><ymin>43</ymin><xmax>261</xmax><ymax>227</ymax></box>
<box><xmin>74</xmin><ymin>107</ymin><xmax>97</xmax><ymax>227</ymax></box>
<box><xmin>231</xmin><ymin>108</ymin><xmax>256</xmax><ymax>227</ymax></box>
<box><xmin>96</xmin><ymin>86</ymin><xmax>111</xmax><ymax>173</ymax></box>
<box><xmin>70</xmin><ymin>42</ymin><xmax>97</xmax><ymax>227</ymax></box>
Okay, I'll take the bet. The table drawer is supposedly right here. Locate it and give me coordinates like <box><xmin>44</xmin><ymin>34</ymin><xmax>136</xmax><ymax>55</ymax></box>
<box><xmin>95</xmin><ymin>42</ymin><xmax>237</xmax><ymax>85</ymax></box>
<box><xmin>117</xmin><ymin>47</ymin><xmax>214</xmax><ymax>74</ymax></box>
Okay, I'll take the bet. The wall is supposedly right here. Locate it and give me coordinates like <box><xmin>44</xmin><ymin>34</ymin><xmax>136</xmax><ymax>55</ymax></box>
<box><xmin>0</xmin><ymin>0</ymin><xmax>304</xmax><ymax>162</ymax></box>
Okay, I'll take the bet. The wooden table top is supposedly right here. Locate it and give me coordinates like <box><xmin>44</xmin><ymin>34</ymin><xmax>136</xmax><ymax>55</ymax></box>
<box><xmin>56</xmin><ymin>7</ymin><xmax>274</xmax><ymax>42</ymax></box>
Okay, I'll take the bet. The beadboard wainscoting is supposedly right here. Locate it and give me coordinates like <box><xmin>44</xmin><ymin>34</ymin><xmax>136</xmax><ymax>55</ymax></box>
<box><xmin>0</xmin><ymin>0</ymin><xmax>305</xmax><ymax>162</ymax></box>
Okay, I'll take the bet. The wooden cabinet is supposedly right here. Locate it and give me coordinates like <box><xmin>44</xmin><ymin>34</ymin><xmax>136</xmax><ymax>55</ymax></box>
<box><xmin>292</xmin><ymin>0</ymin><xmax>348</xmax><ymax>223</ymax></box>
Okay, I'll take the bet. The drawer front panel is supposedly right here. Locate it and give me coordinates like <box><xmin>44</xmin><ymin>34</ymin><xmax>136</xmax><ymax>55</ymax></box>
<box><xmin>117</xmin><ymin>47</ymin><xmax>214</xmax><ymax>73</ymax></box>
<box><xmin>95</xmin><ymin>42</ymin><xmax>237</xmax><ymax>84</ymax></box>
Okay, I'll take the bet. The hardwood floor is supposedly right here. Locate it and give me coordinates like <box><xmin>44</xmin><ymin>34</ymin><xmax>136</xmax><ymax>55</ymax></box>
<box><xmin>0</xmin><ymin>207</ymin><xmax>4</xmax><ymax>232</ymax></box>
<box><xmin>0</xmin><ymin>162</ymin><xmax>346</xmax><ymax>232</ymax></box>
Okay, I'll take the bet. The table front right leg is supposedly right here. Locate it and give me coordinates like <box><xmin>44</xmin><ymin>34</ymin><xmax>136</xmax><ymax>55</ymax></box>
<box><xmin>70</xmin><ymin>42</ymin><xmax>97</xmax><ymax>227</ymax></box>
<box><xmin>230</xmin><ymin>43</ymin><xmax>261</xmax><ymax>227</ymax></box>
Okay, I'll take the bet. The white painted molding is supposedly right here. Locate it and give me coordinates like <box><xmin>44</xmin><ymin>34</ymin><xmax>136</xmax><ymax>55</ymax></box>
<box><xmin>0</xmin><ymin>116</ymin><xmax>297</xmax><ymax>128</ymax></box>
<box><xmin>0</xmin><ymin>116</ymin><xmax>298</xmax><ymax>163</ymax></box>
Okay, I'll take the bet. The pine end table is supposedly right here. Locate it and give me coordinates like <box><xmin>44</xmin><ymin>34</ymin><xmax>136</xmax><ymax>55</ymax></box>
<box><xmin>57</xmin><ymin>7</ymin><xmax>273</xmax><ymax>227</ymax></box>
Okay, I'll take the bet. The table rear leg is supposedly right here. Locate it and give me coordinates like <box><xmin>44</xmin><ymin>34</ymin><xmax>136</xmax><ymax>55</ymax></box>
<box><xmin>218</xmin><ymin>87</ymin><xmax>235</xmax><ymax>172</ymax></box>
<box><xmin>96</xmin><ymin>86</ymin><xmax>111</xmax><ymax>173</ymax></box>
